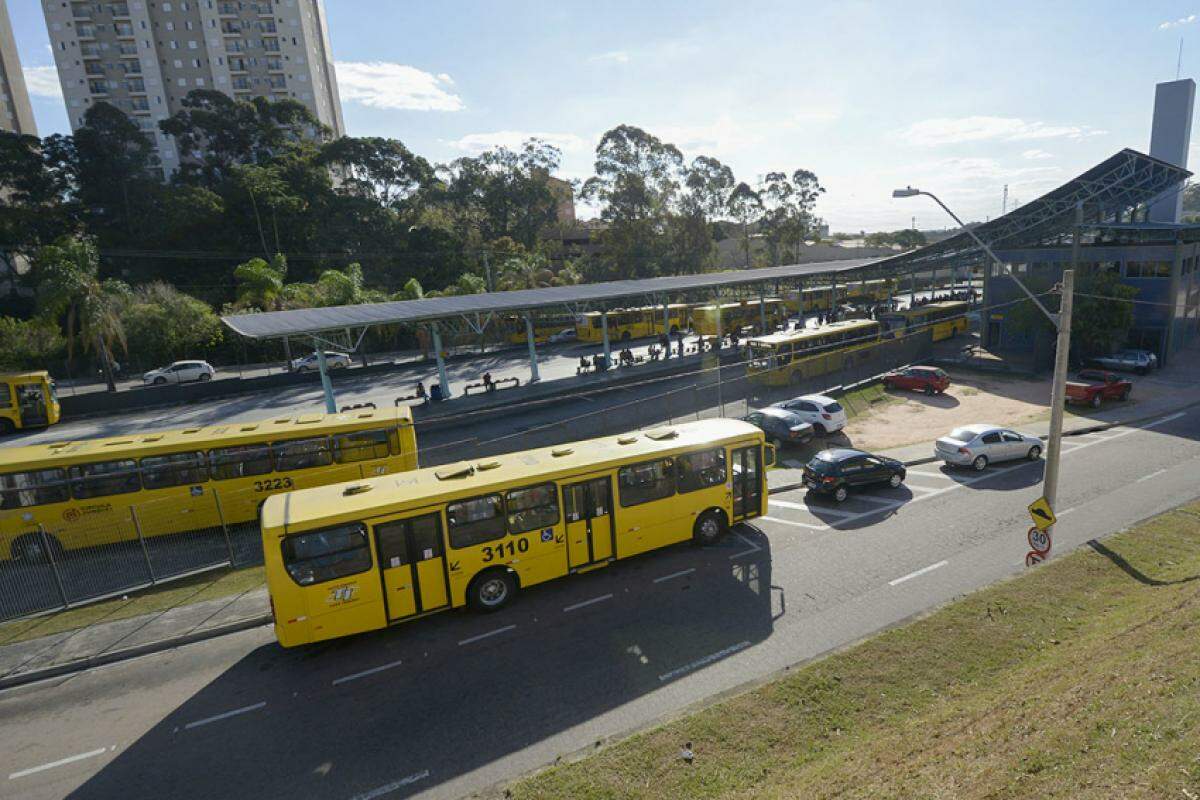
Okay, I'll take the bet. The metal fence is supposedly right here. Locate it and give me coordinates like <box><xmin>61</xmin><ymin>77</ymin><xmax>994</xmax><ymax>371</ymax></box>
<box><xmin>0</xmin><ymin>330</ymin><xmax>936</xmax><ymax>623</ymax></box>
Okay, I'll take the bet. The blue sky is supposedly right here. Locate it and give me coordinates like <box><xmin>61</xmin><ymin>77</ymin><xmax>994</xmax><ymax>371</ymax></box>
<box><xmin>8</xmin><ymin>0</ymin><xmax>1200</xmax><ymax>231</ymax></box>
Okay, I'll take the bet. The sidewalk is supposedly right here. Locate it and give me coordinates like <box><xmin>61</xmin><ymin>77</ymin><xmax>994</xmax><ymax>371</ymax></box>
<box><xmin>2</xmin><ymin>380</ymin><xmax>1195</xmax><ymax>690</ymax></box>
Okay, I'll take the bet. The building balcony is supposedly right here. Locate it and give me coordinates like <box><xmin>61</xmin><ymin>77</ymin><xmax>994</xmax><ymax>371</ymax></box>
<box><xmin>129</xmin><ymin>97</ymin><xmax>150</xmax><ymax>111</ymax></box>
<box><xmin>80</xmin><ymin>45</ymin><xmax>102</xmax><ymax>58</ymax></box>
<box><xmin>251</xmin><ymin>3</ymin><xmax>273</xmax><ymax>15</ymax></box>
<box><xmin>84</xmin><ymin>63</ymin><xmax>106</xmax><ymax>75</ymax></box>
<box><xmin>114</xmin><ymin>24</ymin><xmax>135</xmax><ymax>38</ymax></box>
<box><xmin>221</xmin><ymin>23</ymin><xmax>243</xmax><ymax>34</ymax></box>
<box><xmin>117</xmin><ymin>42</ymin><xmax>138</xmax><ymax>55</ymax></box>
<box><xmin>108</xmin><ymin>3</ymin><xmax>131</xmax><ymax>18</ymax></box>
<box><xmin>120</xmin><ymin>61</ymin><xmax>142</xmax><ymax>75</ymax></box>
<box><xmin>71</xmin><ymin>4</ymin><xmax>92</xmax><ymax>21</ymax></box>
<box><xmin>76</xmin><ymin>25</ymin><xmax>98</xmax><ymax>39</ymax></box>
<box><xmin>261</xmin><ymin>38</ymin><xmax>280</xmax><ymax>52</ymax></box>
<box><xmin>218</xmin><ymin>2</ymin><xmax>239</xmax><ymax>15</ymax></box>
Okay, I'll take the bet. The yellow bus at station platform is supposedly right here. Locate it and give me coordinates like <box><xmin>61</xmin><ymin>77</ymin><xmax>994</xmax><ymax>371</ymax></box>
<box><xmin>0</xmin><ymin>372</ymin><xmax>60</xmax><ymax>435</ymax></box>
<box><xmin>261</xmin><ymin>418</ymin><xmax>772</xmax><ymax>647</ymax></box>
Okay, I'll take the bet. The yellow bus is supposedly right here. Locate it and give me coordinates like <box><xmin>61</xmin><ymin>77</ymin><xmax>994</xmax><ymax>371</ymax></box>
<box><xmin>690</xmin><ymin>299</ymin><xmax>786</xmax><ymax>336</ymax></box>
<box><xmin>261</xmin><ymin>418</ymin><xmax>772</xmax><ymax>647</ymax></box>
<box><xmin>781</xmin><ymin>286</ymin><xmax>831</xmax><ymax>314</ymax></box>
<box><xmin>0</xmin><ymin>372</ymin><xmax>60</xmax><ymax>436</ymax></box>
<box><xmin>0</xmin><ymin>407</ymin><xmax>418</xmax><ymax>563</ymax></box>
<box><xmin>878</xmin><ymin>300</ymin><xmax>969</xmax><ymax>342</ymax></box>
<box><xmin>575</xmin><ymin>304</ymin><xmax>690</xmax><ymax>343</ymax></box>
<box><xmin>503</xmin><ymin>313</ymin><xmax>578</xmax><ymax>345</ymax></box>
<box><xmin>746</xmin><ymin>319</ymin><xmax>882</xmax><ymax>387</ymax></box>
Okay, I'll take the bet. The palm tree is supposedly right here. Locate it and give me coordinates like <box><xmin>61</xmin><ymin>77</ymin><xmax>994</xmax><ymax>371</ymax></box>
<box><xmin>497</xmin><ymin>252</ymin><xmax>556</xmax><ymax>290</ymax></box>
<box><xmin>33</xmin><ymin>238</ymin><xmax>129</xmax><ymax>392</ymax></box>
<box><xmin>233</xmin><ymin>252</ymin><xmax>288</xmax><ymax>310</ymax></box>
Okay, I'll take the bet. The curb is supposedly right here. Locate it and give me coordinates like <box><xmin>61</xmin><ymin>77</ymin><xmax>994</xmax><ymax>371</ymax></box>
<box><xmin>0</xmin><ymin>614</ymin><xmax>272</xmax><ymax>692</ymax></box>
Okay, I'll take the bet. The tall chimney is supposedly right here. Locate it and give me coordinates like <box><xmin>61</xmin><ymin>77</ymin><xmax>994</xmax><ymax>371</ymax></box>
<box><xmin>1148</xmin><ymin>78</ymin><xmax>1195</xmax><ymax>223</ymax></box>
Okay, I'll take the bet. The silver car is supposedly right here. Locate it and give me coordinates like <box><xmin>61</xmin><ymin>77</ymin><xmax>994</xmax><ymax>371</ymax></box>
<box><xmin>1090</xmin><ymin>350</ymin><xmax>1155</xmax><ymax>375</ymax></box>
<box><xmin>934</xmin><ymin>424</ymin><xmax>1043</xmax><ymax>471</ymax></box>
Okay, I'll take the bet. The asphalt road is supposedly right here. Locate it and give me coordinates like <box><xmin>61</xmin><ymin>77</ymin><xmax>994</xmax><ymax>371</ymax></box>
<box><xmin>1</xmin><ymin>407</ymin><xmax>1195</xmax><ymax>800</ymax></box>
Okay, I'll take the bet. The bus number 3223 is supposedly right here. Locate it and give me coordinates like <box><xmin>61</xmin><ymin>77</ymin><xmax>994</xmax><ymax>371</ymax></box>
<box><xmin>254</xmin><ymin>477</ymin><xmax>295</xmax><ymax>492</ymax></box>
<box><xmin>480</xmin><ymin>537</ymin><xmax>530</xmax><ymax>562</ymax></box>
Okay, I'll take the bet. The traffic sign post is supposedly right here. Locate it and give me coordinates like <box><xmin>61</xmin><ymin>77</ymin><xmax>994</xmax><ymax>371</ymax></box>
<box><xmin>1025</xmin><ymin>551</ymin><xmax>1046</xmax><ymax>568</ymax></box>
<box><xmin>1028</xmin><ymin>496</ymin><xmax>1056</xmax><ymax>531</ymax></box>
<box><xmin>1027</xmin><ymin>526</ymin><xmax>1051</xmax><ymax>555</ymax></box>
<box><xmin>1025</xmin><ymin>497</ymin><xmax>1056</xmax><ymax>567</ymax></box>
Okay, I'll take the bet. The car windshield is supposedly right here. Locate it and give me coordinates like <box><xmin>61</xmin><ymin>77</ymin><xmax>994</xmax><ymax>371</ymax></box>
<box><xmin>948</xmin><ymin>427</ymin><xmax>978</xmax><ymax>442</ymax></box>
<box><xmin>806</xmin><ymin>456</ymin><xmax>836</xmax><ymax>473</ymax></box>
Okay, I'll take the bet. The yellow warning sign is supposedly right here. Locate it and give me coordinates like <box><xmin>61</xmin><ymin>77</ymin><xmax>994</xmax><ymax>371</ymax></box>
<box><xmin>1028</xmin><ymin>496</ymin><xmax>1057</xmax><ymax>531</ymax></box>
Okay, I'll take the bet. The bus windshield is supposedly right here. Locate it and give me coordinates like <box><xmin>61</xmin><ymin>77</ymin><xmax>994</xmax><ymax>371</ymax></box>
<box><xmin>748</xmin><ymin>343</ymin><xmax>775</xmax><ymax>370</ymax></box>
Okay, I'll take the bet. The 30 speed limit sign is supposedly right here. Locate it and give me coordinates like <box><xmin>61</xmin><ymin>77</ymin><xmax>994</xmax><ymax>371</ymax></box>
<box><xmin>1027</xmin><ymin>526</ymin><xmax>1051</xmax><ymax>555</ymax></box>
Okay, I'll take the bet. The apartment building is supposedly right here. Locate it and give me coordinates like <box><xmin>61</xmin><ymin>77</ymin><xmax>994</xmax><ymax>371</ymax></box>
<box><xmin>43</xmin><ymin>0</ymin><xmax>344</xmax><ymax>174</ymax></box>
<box><xmin>1</xmin><ymin>0</ymin><xmax>38</xmax><ymax>134</ymax></box>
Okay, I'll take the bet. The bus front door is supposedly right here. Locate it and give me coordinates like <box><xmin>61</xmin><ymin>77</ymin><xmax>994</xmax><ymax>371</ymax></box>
<box><xmin>731</xmin><ymin>445</ymin><xmax>762</xmax><ymax>521</ymax></box>
<box><xmin>374</xmin><ymin>511</ymin><xmax>450</xmax><ymax>622</ymax></box>
<box><xmin>564</xmin><ymin>476</ymin><xmax>614</xmax><ymax>569</ymax></box>
<box><xmin>16</xmin><ymin>383</ymin><xmax>48</xmax><ymax>428</ymax></box>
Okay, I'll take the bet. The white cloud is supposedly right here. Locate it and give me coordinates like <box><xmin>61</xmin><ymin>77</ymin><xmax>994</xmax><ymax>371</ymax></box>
<box><xmin>898</xmin><ymin>116</ymin><xmax>1106</xmax><ymax>147</ymax></box>
<box><xmin>791</xmin><ymin>107</ymin><xmax>842</xmax><ymax>124</ymax></box>
<box><xmin>1159</xmin><ymin>14</ymin><xmax>1197</xmax><ymax>29</ymax></box>
<box><xmin>655</xmin><ymin>115</ymin><xmax>767</xmax><ymax>155</ymax></box>
<box><xmin>448</xmin><ymin>130</ymin><xmax>590</xmax><ymax>153</ymax></box>
<box><xmin>589</xmin><ymin>50</ymin><xmax>630</xmax><ymax>64</ymax></box>
<box><xmin>334</xmin><ymin>62</ymin><xmax>463</xmax><ymax>111</ymax></box>
<box><xmin>22</xmin><ymin>66</ymin><xmax>62</xmax><ymax>99</ymax></box>
<box><xmin>1021</xmin><ymin>148</ymin><xmax>1054</xmax><ymax>160</ymax></box>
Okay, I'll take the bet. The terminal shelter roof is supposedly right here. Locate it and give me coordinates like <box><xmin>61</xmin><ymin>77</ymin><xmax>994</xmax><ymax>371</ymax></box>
<box><xmin>877</xmin><ymin>148</ymin><xmax>1191</xmax><ymax>272</ymax></box>
<box><xmin>222</xmin><ymin>258</ymin><xmax>881</xmax><ymax>340</ymax></box>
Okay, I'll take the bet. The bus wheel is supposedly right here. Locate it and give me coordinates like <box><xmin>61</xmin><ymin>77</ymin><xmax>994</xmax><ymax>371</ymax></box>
<box><xmin>620</xmin><ymin>330</ymin><xmax>632</xmax><ymax>342</ymax></box>
<box><xmin>693</xmin><ymin>509</ymin><xmax>727</xmax><ymax>545</ymax></box>
<box><xmin>0</xmin><ymin>418</ymin><xmax>13</xmax><ymax>436</ymax></box>
<box><xmin>12</xmin><ymin>533</ymin><xmax>63</xmax><ymax>565</ymax></box>
<box><xmin>469</xmin><ymin>569</ymin><xmax>517</xmax><ymax>613</ymax></box>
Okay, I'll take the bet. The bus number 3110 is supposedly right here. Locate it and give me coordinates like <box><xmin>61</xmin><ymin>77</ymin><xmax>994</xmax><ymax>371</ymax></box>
<box><xmin>480</xmin><ymin>537</ymin><xmax>531</xmax><ymax>562</ymax></box>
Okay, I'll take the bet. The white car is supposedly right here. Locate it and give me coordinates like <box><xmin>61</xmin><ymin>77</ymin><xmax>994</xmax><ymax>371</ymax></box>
<box><xmin>934</xmin><ymin>423</ymin><xmax>1043</xmax><ymax>471</ymax></box>
<box><xmin>143</xmin><ymin>360</ymin><xmax>215</xmax><ymax>386</ymax></box>
<box><xmin>771</xmin><ymin>393</ymin><xmax>848</xmax><ymax>434</ymax></box>
<box><xmin>290</xmin><ymin>351</ymin><xmax>351</xmax><ymax>373</ymax></box>
<box><xmin>548</xmin><ymin>328</ymin><xmax>578</xmax><ymax>344</ymax></box>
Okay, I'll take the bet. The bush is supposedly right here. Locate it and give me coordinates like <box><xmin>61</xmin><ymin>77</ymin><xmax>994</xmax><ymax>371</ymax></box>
<box><xmin>121</xmin><ymin>283</ymin><xmax>225</xmax><ymax>368</ymax></box>
<box><xmin>0</xmin><ymin>316</ymin><xmax>66</xmax><ymax>371</ymax></box>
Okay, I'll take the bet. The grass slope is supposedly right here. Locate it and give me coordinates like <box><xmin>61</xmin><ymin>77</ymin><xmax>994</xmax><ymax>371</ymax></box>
<box><xmin>509</xmin><ymin>503</ymin><xmax>1200</xmax><ymax>799</ymax></box>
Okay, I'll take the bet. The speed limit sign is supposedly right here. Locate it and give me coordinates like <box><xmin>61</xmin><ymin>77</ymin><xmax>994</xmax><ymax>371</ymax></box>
<box><xmin>1027</xmin><ymin>526</ymin><xmax>1051</xmax><ymax>555</ymax></box>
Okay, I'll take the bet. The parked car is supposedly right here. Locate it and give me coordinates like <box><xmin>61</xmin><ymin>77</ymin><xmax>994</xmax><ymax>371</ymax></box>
<box><xmin>1066</xmin><ymin>369</ymin><xmax>1132</xmax><ymax>407</ymax></box>
<box><xmin>290</xmin><ymin>351</ymin><xmax>351</xmax><ymax>373</ymax></box>
<box><xmin>742</xmin><ymin>407</ymin><xmax>815</xmax><ymax>448</ymax></box>
<box><xmin>934</xmin><ymin>424</ymin><xmax>1042</xmax><ymax>471</ymax></box>
<box><xmin>771</xmin><ymin>393</ymin><xmax>848</xmax><ymax>434</ymax></box>
<box><xmin>802</xmin><ymin>447</ymin><xmax>906</xmax><ymax>503</ymax></box>
<box><xmin>142</xmin><ymin>360</ymin><xmax>215</xmax><ymax>386</ymax></box>
<box><xmin>882</xmin><ymin>365</ymin><xmax>950</xmax><ymax>395</ymax></box>
<box><xmin>549</xmin><ymin>328</ymin><xmax>578</xmax><ymax>344</ymax></box>
<box><xmin>1089</xmin><ymin>350</ymin><xmax>1155</xmax><ymax>375</ymax></box>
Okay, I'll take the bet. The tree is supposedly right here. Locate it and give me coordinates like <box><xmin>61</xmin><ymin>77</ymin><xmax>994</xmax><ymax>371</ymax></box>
<box><xmin>31</xmin><ymin>238</ymin><xmax>129</xmax><ymax>390</ymax></box>
<box><xmin>233</xmin><ymin>253</ymin><xmax>289</xmax><ymax>310</ymax></box>
<box><xmin>758</xmin><ymin>169</ymin><xmax>825</xmax><ymax>265</ymax></box>
<box><xmin>318</xmin><ymin>136</ymin><xmax>433</xmax><ymax>212</ymax></box>
<box><xmin>1003</xmin><ymin>269</ymin><xmax>1137</xmax><ymax>363</ymax></box>
<box><xmin>0</xmin><ymin>132</ymin><xmax>78</xmax><ymax>277</ymax></box>
<box><xmin>663</xmin><ymin>155</ymin><xmax>734</xmax><ymax>275</ymax></box>
<box><xmin>726</xmin><ymin>182</ymin><xmax>763</xmax><ymax>268</ymax></box>
<box><xmin>71</xmin><ymin>103</ymin><xmax>157</xmax><ymax>251</ymax></box>
<box><xmin>120</xmin><ymin>283</ymin><xmax>224</xmax><ymax>368</ymax></box>
<box><xmin>0</xmin><ymin>317</ymin><xmax>65</xmax><ymax>371</ymax></box>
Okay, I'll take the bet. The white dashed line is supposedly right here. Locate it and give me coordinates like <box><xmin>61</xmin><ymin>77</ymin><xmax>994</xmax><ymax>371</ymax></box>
<box><xmin>1143</xmin><ymin>411</ymin><xmax>1186</xmax><ymax>429</ymax></box>
<box><xmin>654</xmin><ymin>568</ymin><xmax>695</xmax><ymax>583</ymax></box>
<box><xmin>1058</xmin><ymin>506</ymin><xmax>1076</xmax><ymax>516</ymax></box>
<box><xmin>888</xmin><ymin>560</ymin><xmax>949</xmax><ymax>586</ymax></box>
<box><xmin>350</xmin><ymin>769</ymin><xmax>431</xmax><ymax>800</ymax></box>
<box><xmin>332</xmin><ymin>659</ymin><xmax>404</xmax><ymax>686</ymax></box>
<box><xmin>184</xmin><ymin>701</ymin><xmax>266</xmax><ymax>731</ymax></box>
<box><xmin>563</xmin><ymin>594</ymin><xmax>613</xmax><ymax>612</ymax></box>
<box><xmin>658</xmin><ymin>640</ymin><xmax>752</xmax><ymax>682</ymax></box>
<box><xmin>8</xmin><ymin>748</ymin><xmax>108</xmax><ymax>780</ymax></box>
<box><xmin>730</xmin><ymin>531</ymin><xmax>762</xmax><ymax>559</ymax></box>
<box><xmin>905</xmin><ymin>469</ymin><xmax>950</xmax><ymax>479</ymax></box>
<box><xmin>769</xmin><ymin>498</ymin><xmax>815</xmax><ymax>511</ymax></box>
<box><xmin>458</xmin><ymin>625</ymin><xmax>516</xmax><ymax>646</ymax></box>
<box><xmin>760</xmin><ymin>515</ymin><xmax>829</xmax><ymax>530</ymax></box>
<box><xmin>904</xmin><ymin>483</ymin><xmax>942</xmax><ymax>494</ymax></box>
<box><xmin>1136</xmin><ymin>468</ymin><xmax>1168</xmax><ymax>483</ymax></box>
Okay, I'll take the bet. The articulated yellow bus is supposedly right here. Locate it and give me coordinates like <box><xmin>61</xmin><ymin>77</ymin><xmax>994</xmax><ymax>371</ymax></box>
<box><xmin>503</xmin><ymin>313</ymin><xmax>577</xmax><ymax>345</ymax></box>
<box><xmin>261</xmin><ymin>418</ymin><xmax>772</xmax><ymax>647</ymax></box>
<box><xmin>878</xmin><ymin>300</ymin><xmax>969</xmax><ymax>342</ymax></box>
<box><xmin>575</xmin><ymin>304</ymin><xmax>690</xmax><ymax>343</ymax></box>
<box><xmin>690</xmin><ymin>299</ymin><xmax>786</xmax><ymax>336</ymax></box>
<box><xmin>746</xmin><ymin>319</ymin><xmax>883</xmax><ymax>387</ymax></box>
<box><xmin>0</xmin><ymin>407</ymin><xmax>418</xmax><ymax>563</ymax></box>
<box><xmin>0</xmin><ymin>372</ymin><xmax>60</xmax><ymax>436</ymax></box>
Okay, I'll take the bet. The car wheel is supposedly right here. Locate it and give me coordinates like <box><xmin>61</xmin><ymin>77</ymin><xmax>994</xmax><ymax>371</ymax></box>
<box><xmin>924</xmin><ymin>385</ymin><xmax>935</xmax><ymax>396</ymax></box>
<box><xmin>888</xmin><ymin>472</ymin><xmax>903</xmax><ymax>488</ymax></box>
<box><xmin>620</xmin><ymin>331</ymin><xmax>631</xmax><ymax>341</ymax></box>
<box><xmin>153</xmin><ymin>376</ymin><xmax>167</xmax><ymax>385</ymax></box>
<box><xmin>883</xmin><ymin>379</ymin><xmax>893</xmax><ymax>390</ymax></box>
<box><xmin>198</xmin><ymin>373</ymin><xmax>211</xmax><ymax>382</ymax></box>
<box><xmin>812</xmin><ymin>423</ymin><xmax>827</xmax><ymax>435</ymax></box>
<box><xmin>972</xmin><ymin>455</ymin><xmax>988</xmax><ymax>472</ymax></box>
<box><xmin>298</xmin><ymin>366</ymin><xmax>310</xmax><ymax>373</ymax></box>
<box><xmin>833</xmin><ymin>485</ymin><xmax>849</xmax><ymax>503</ymax></box>
<box><xmin>1091</xmin><ymin>394</ymin><xmax>1102</xmax><ymax>409</ymax></box>
<box><xmin>468</xmin><ymin>570</ymin><xmax>517</xmax><ymax>613</ymax></box>
<box><xmin>693</xmin><ymin>510</ymin><xmax>728</xmax><ymax>545</ymax></box>
<box><xmin>1027</xmin><ymin>445</ymin><xmax>1042</xmax><ymax>460</ymax></box>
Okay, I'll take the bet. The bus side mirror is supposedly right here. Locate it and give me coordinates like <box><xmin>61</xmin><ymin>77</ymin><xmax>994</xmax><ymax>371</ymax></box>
<box><xmin>764</xmin><ymin>444</ymin><xmax>776</xmax><ymax>468</ymax></box>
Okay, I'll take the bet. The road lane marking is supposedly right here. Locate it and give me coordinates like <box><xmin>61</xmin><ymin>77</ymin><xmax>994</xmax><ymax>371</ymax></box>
<box><xmin>888</xmin><ymin>560</ymin><xmax>949</xmax><ymax>586</ymax></box>
<box><xmin>8</xmin><ymin>748</ymin><xmax>108</xmax><ymax>780</ymax></box>
<box><xmin>905</xmin><ymin>469</ymin><xmax>950</xmax><ymax>479</ymax></box>
<box><xmin>458</xmin><ymin>625</ymin><xmax>516</xmax><ymax>646</ymax></box>
<box><xmin>904</xmin><ymin>483</ymin><xmax>941</xmax><ymax>494</ymax></box>
<box><xmin>769</xmin><ymin>498</ymin><xmax>816</xmax><ymax>511</ymax></box>
<box><xmin>184</xmin><ymin>701</ymin><xmax>266</xmax><ymax>730</ymax></box>
<box><xmin>563</xmin><ymin>594</ymin><xmax>613</xmax><ymax>612</ymax></box>
<box><xmin>770</xmin><ymin>500</ymin><xmax>854</xmax><ymax>518</ymax></box>
<box><xmin>1058</xmin><ymin>506</ymin><xmax>1076</xmax><ymax>516</ymax></box>
<box><xmin>658</xmin><ymin>640</ymin><xmax>752</xmax><ymax>682</ymax></box>
<box><xmin>730</xmin><ymin>530</ymin><xmax>762</xmax><ymax>559</ymax></box>
<box><xmin>761</xmin><ymin>515</ymin><xmax>829</xmax><ymax>530</ymax></box>
<box><xmin>1143</xmin><ymin>411</ymin><xmax>1186</xmax><ymax>429</ymax></box>
<box><xmin>1136</xmin><ymin>468</ymin><xmax>1168</xmax><ymax>483</ymax></box>
<box><xmin>654</xmin><ymin>568</ymin><xmax>695</xmax><ymax>583</ymax></box>
<box><xmin>350</xmin><ymin>769</ymin><xmax>431</xmax><ymax>800</ymax></box>
<box><xmin>847</xmin><ymin>494</ymin><xmax>900</xmax><ymax>507</ymax></box>
<box><xmin>332</xmin><ymin>659</ymin><xmax>404</xmax><ymax>686</ymax></box>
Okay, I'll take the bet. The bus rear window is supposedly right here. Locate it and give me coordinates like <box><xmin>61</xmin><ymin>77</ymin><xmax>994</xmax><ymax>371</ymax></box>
<box><xmin>282</xmin><ymin>524</ymin><xmax>372</xmax><ymax>586</ymax></box>
<box><xmin>209</xmin><ymin>444</ymin><xmax>273</xmax><ymax>480</ymax></box>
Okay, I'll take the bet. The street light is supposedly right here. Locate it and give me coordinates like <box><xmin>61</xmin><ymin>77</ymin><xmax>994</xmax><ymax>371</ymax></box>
<box><xmin>893</xmin><ymin>186</ymin><xmax>1077</xmax><ymax>561</ymax></box>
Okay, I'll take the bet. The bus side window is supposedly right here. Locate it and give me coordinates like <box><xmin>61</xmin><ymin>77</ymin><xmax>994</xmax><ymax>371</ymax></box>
<box><xmin>506</xmin><ymin>482</ymin><xmax>559</xmax><ymax>534</ymax></box>
<box><xmin>618</xmin><ymin>458</ymin><xmax>676</xmax><ymax>507</ymax></box>
<box><xmin>676</xmin><ymin>448</ymin><xmax>727</xmax><ymax>493</ymax></box>
<box><xmin>273</xmin><ymin>437</ymin><xmax>333</xmax><ymax>471</ymax></box>
<box><xmin>332</xmin><ymin>429</ymin><xmax>391</xmax><ymax>463</ymax></box>
<box><xmin>0</xmin><ymin>468</ymin><xmax>69</xmax><ymax>509</ymax></box>
<box><xmin>209</xmin><ymin>444</ymin><xmax>273</xmax><ymax>480</ymax></box>
<box><xmin>447</xmin><ymin>494</ymin><xmax>505</xmax><ymax>548</ymax></box>
<box><xmin>69</xmin><ymin>459</ymin><xmax>142</xmax><ymax>499</ymax></box>
<box><xmin>140</xmin><ymin>451</ymin><xmax>209</xmax><ymax>490</ymax></box>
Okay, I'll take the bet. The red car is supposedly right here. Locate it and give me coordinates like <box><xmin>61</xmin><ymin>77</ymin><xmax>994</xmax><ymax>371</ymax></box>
<box><xmin>1066</xmin><ymin>369</ymin><xmax>1132</xmax><ymax>407</ymax></box>
<box><xmin>882</xmin><ymin>366</ymin><xmax>950</xmax><ymax>395</ymax></box>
